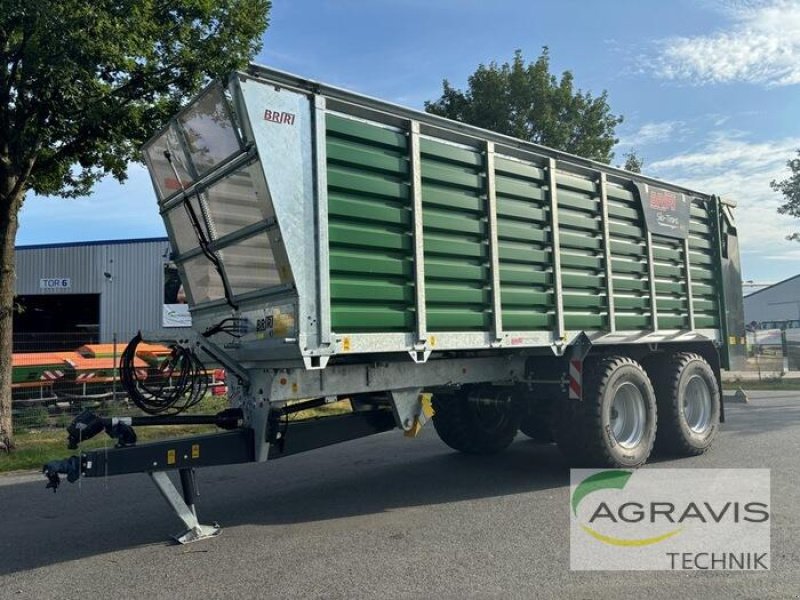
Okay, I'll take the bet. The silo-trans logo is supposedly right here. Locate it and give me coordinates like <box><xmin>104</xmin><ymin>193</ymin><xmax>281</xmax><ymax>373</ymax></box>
<box><xmin>569</xmin><ymin>469</ymin><xmax>770</xmax><ymax>570</ymax></box>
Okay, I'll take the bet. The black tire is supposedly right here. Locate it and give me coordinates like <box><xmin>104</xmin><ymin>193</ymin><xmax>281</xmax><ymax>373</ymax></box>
<box><xmin>554</xmin><ymin>355</ymin><xmax>657</xmax><ymax>468</ymax></box>
<box><xmin>651</xmin><ymin>353</ymin><xmax>720</xmax><ymax>456</ymax></box>
<box><xmin>518</xmin><ymin>415</ymin><xmax>554</xmax><ymax>443</ymax></box>
<box><xmin>432</xmin><ymin>387</ymin><xmax>520</xmax><ymax>455</ymax></box>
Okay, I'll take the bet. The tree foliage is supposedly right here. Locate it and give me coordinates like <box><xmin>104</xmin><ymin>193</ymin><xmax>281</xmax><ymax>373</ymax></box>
<box><xmin>0</xmin><ymin>0</ymin><xmax>271</xmax><ymax>448</ymax></box>
<box><xmin>0</xmin><ymin>0</ymin><xmax>270</xmax><ymax>198</ymax></box>
<box><xmin>622</xmin><ymin>151</ymin><xmax>644</xmax><ymax>174</ymax></box>
<box><xmin>772</xmin><ymin>150</ymin><xmax>800</xmax><ymax>240</ymax></box>
<box><xmin>424</xmin><ymin>49</ymin><xmax>623</xmax><ymax>163</ymax></box>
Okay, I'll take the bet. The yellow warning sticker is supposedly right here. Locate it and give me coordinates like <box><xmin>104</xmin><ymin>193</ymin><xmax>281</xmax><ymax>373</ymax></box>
<box><xmin>430</xmin><ymin>335</ymin><xmax>436</xmax><ymax>347</ymax></box>
<box><xmin>729</xmin><ymin>336</ymin><xmax>737</xmax><ymax>345</ymax></box>
<box><xmin>342</xmin><ymin>337</ymin><xmax>351</xmax><ymax>352</ymax></box>
<box><xmin>167</xmin><ymin>449</ymin><xmax>176</xmax><ymax>465</ymax></box>
<box><xmin>191</xmin><ymin>444</ymin><xmax>200</xmax><ymax>459</ymax></box>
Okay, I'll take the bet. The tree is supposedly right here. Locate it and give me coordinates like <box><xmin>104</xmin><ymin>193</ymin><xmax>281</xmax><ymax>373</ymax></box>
<box><xmin>622</xmin><ymin>151</ymin><xmax>644</xmax><ymax>174</ymax></box>
<box><xmin>0</xmin><ymin>0</ymin><xmax>271</xmax><ymax>450</ymax></box>
<box><xmin>424</xmin><ymin>48</ymin><xmax>623</xmax><ymax>163</ymax></box>
<box><xmin>772</xmin><ymin>150</ymin><xmax>800</xmax><ymax>240</ymax></box>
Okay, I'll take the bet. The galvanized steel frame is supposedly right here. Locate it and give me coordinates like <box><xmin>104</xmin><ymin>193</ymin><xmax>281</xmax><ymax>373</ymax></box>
<box><xmin>327</xmin><ymin>328</ymin><xmax>719</xmax><ymax>358</ymax></box>
<box><xmin>265</xmin><ymin>354</ymin><xmax>526</xmax><ymax>405</ymax></box>
<box><xmin>313</xmin><ymin>95</ymin><xmax>333</xmax><ymax>346</ymax></box>
<box><xmin>547</xmin><ymin>158</ymin><xmax>565</xmax><ymax>341</ymax></box>
<box><xmin>485</xmin><ymin>141</ymin><xmax>503</xmax><ymax>341</ymax></box>
<box><xmin>598</xmin><ymin>173</ymin><xmax>616</xmax><ymax>332</ymax></box>
<box><xmin>174</xmin><ymin>219</ymin><xmax>276</xmax><ymax>264</ymax></box>
<box><xmin>710</xmin><ymin>196</ymin><xmax>730</xmax><ymax>346</ymax></box>
<box><xmin>644</xmin><ymin>231</ymin><xmax>659</xmax><ymax>331</ymax></box>
<box><xmin>683</xmin><ymin>237</ymin><xmax>695</xmax><ymax>330</ymax></box>
<box><xmin>409</xmin><ymin>120</ymin><xmax>427</xmax><ymax>345</ymax></box>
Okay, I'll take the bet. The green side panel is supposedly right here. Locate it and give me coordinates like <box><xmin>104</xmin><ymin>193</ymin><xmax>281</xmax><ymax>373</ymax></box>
<box><xmin>556</xmin><ymin>173</ymin><xmax>607</xmax><ymax>331</ymax></box>
<box><xmin>695</xmin><ymin>315</ymin><xmax>718</xmax><ymax>328</ymax></box>
<box><xmin>606</xmin><ymin>185</ymin><xmax>652</xmax><ymax>329</ymax></box>
<box><xmin>562</xmin><ymin>272</ymin><xmax>606</xmax><ymax>291</ymax></box>
<box><xmin>615</xmin><ymin>315</ymin><xmax>651</xmax><ymax>329</ymax></box>
<box><xmin>421</xmin><ymin>139</ymin><xmax>490</xmax><ymax>331</ymax></box>
<box><xmin>326</xmin><ymin>115</ymin><xmax>414</xmax><ymax>332</ymax></box>
<box><xmin>332</xmin><ymin>305</ymin><xmax>414</xmax><ymax>330</ymax></box>
<box><xmin>688</xmin><ymin>199</ymin><xmax>720</xmax><ymax>328</ymax></box>
<box><xmin>496</xmin><ymin>156</ymin><xmax>552</xmax><ymax>331</ymax></box>
<box><xmin>502</xmin><ymin>310</ymin><xmax>553</xmax><ymax>329</ymax></box>
<box><xmin>324</xmin><ymin>114</ymin><xmax>724</xmax><ymax>340</ymax></box>
<box><xmin>615</xmin><ymin>295</ymin><xmax>651</xmax><ymax>311</ymax></box>
<box><xmin>651</xmin><ymin>235</ymin><xmax>690</xmax><ymax>327</ymax></box>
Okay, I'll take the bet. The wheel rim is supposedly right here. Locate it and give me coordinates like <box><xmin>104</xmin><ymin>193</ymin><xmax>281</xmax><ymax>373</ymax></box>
<box><xmin>610</xmin><ymin>382</ymin><xmax>646</xmax><ymax>449</ymax></box>
<box><xmin>683</xmin><ymin>375</ymin><xmax>712</xmax><ymax>434</ymax></box>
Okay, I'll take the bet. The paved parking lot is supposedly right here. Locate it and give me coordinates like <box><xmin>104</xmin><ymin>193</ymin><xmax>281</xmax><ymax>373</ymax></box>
<box><xmin>1</xmin><ymin>391</ymin><xmax>799</xmax><ymax>599</ymax></box>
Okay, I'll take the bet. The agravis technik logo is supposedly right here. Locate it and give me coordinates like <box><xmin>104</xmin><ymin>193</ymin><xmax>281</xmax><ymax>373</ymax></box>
<box><xmin>572</xmin><ymin>470</ymin><xmax>682</xmax><ymax>547</ymax></box>
<box><xmin>570</xmin><ymin>469</ymin><xmax>770</xmax><ymax>571</ymax></box>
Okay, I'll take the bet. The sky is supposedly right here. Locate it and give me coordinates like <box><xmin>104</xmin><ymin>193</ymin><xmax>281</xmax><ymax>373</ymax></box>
<box><xmin>16</xmin><ymin>0</ymin><xmax>800</xmax><ymax>284</ymax></box>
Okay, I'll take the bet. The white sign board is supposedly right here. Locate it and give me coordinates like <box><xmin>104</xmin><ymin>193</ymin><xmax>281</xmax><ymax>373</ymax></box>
<box><xmin>570</xmin><ymin>468</ymin><xmax>770</xmax><ymax>571</ymax></box>
<box><xmin>39</xmin><ymin>278</ymin><xmax>72</xmax><ymax>290</ymax></box>
<box><xmin>163</xmin><ymin>304</ymin><xmax>192</xmax><ymax>328</ymax></box>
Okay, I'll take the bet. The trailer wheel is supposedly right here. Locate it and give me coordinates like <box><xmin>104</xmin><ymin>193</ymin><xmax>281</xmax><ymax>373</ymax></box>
<box><xmin>555</xmin><ymin>356</ymin><xmax>656</xmax><ymax>468</ymax></box>
<box><xmin>651</xmin><ymin>353</ymin><xmax>720</xmax><ymax>456</ymax></box>
<box><xmin>432</xmin><ymin>387</ymin><xmax>520</xmax><ymax>454</ymax></box>
<box><xmin>518</xmin><ymin>415</ymin><xmax>554</xmax><ymax>443</ymax></box>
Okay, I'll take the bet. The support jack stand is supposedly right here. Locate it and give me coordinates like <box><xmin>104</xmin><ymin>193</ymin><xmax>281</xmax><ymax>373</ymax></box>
<box><xmin>149</xmin><ymin>468</ymin><xmax>221</xmax><ymax>544</ymax></box>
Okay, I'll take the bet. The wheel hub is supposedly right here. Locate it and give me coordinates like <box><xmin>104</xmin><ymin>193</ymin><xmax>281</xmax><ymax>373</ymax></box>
<box><xmin>683</xmin><ymin>375</ymin><xmax>712</xmax><ymax>434</ymax></box>
<box><xmin>610</xmin><ymin>382</ymin><xmax>646</xmax><ymax>449</ymax></box>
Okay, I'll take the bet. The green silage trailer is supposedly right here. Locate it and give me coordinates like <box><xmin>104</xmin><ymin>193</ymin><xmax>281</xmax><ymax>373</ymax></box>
<box><xmin>44</xmin><ymin>65</ymin><xmax>745</xmax><ymax>544</ymax></box>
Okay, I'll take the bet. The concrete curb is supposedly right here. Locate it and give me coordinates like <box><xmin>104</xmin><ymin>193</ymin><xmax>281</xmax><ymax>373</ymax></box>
<box><xmin>0</xmin><ymin>471</ymin><xmax>43</xmax><ymax>487</ymax></box>
<box><xmin>723</xmin><ymin>371</ymin><xmax>800</xmax><ymax>381</ymax></box>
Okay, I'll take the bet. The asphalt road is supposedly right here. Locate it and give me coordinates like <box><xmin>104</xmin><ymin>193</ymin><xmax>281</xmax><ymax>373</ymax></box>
<box><xmin>1</xmin><ymin>391</ymin><xmax>799</xmax><ymax>600</ymax></box>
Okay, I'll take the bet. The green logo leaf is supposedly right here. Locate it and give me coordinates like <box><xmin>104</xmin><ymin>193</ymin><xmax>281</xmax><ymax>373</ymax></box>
<box><xmin>572</xmin><ymin>470</ymin><xmax>632</xmax><ymax>516</ymax></box>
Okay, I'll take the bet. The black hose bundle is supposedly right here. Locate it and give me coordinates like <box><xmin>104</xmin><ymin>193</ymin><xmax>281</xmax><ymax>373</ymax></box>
<box><xmin>120</xmin><ymin>332</ymin><xmax>208</xmax><ymax>415</ymax></box>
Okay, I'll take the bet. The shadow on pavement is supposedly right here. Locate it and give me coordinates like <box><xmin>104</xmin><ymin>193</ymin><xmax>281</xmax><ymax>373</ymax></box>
<box><xmin>0</xmin><ymin>435</ymin><xmax>566</xmax><ymax>576</ymax></box>
<box><xmin>3</xmin><ymin>395</ymin><xmax>795</xmax><ymax>576</ymax></box>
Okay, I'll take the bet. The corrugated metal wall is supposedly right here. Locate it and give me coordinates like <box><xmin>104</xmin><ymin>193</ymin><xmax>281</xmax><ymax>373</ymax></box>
<box><xmin>744</xmin><ymin>276</ymin><xmax>800</xmax><ymax>324</ymax></box>
<box><xmin>14</xmin><ymin>238</ymin><xmax>187</xmax><ymax>341</ymax></box>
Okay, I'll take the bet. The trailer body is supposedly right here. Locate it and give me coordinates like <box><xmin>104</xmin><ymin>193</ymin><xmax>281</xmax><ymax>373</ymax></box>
<box><xmin>43</xmin><ymin>65</ymin><xmax>745</xmax><ymax>544</ymax></box>
<box><xmin>142</xmin><ymin>66</ymin><xmax>744</xmax><ymax>373</ymax></box>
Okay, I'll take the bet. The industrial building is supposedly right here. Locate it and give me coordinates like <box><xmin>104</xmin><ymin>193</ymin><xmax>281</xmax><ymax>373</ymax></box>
<box><xmin>13</xmin><ymin>237</ymin><xmax>190</xmax><ymax>350</ymax></box>
<box><xmin>743</xmin><ymin>274</ymin><xmax>800</xmax><ymax>328</ymax></box>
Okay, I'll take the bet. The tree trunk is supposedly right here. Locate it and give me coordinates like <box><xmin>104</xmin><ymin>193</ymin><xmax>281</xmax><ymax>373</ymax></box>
<box><xmin>0</xmin><ymin>184</ymin><xmax>24</xmax><ymax>451</ymax></box>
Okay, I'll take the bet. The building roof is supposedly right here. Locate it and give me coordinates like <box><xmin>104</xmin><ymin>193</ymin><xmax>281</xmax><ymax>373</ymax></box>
<box><xmin>744</xmin><ymin>273</ymin><xmax>800</xmax><ymax>300</ymax></box>
<box><xmin>16</xmin><ymin>237</ymin><xmax>169</xmax><ymax>251</ymax></box>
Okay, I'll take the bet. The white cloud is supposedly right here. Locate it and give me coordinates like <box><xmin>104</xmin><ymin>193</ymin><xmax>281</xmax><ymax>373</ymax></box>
<box><xmin>649</xmin><ymin>133</ymin><xmax>799</xmax><ymax>173</ymax></box>
<box><xmin>648</xmin><ymin>0</ymin><xmax>800</xmax><ymax>86</ymax></box>
<box><xmin>618</xmin><ymin>120</ymin><xmax>687</xmax><ymax>147</ymax></box>
<box><xmin>647</xmin><ymin>132</ymin><xmax>800</xmax><ymax>268</ymax></box>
